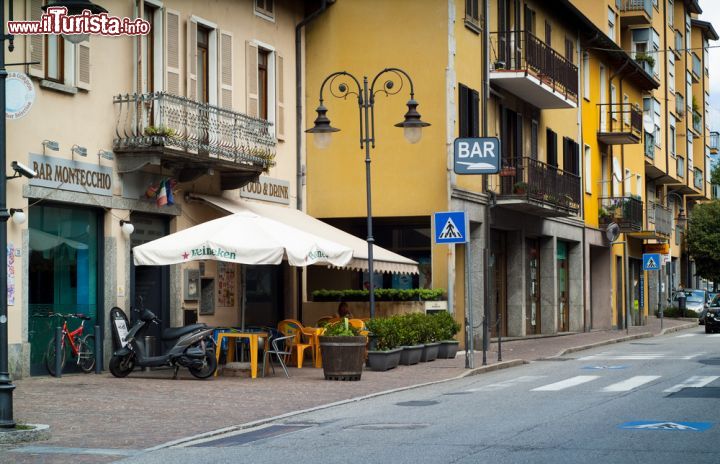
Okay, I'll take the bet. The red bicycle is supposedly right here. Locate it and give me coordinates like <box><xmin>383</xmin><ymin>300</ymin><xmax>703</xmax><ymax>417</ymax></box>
<box><xmin>45</xmin><ymin>313</ymin><xmax>96</xmax><ymax>375</ymax></box>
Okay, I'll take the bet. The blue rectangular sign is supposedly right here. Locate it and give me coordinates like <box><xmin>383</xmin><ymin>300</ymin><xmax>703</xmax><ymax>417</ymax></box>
<box><xmin>453</xmin><ymin>137</ymin><xmax>501</xmax><ymax>174</ymax></box>
<box><xmin>433</xmin><ymin>211</ymin><xmax>468</xmax><ymax>244</ymax></box>
<box><xmin>643</xmin><ymin>253</ymin><xmax>661</xmax><ymax>271</ymax></box>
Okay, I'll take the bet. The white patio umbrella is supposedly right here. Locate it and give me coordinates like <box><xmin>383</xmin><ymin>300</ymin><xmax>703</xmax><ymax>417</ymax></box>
<box><xmin>132</xmin><ymin>211</ymin><xmax>353</xmax><ymax>268</ymax></box>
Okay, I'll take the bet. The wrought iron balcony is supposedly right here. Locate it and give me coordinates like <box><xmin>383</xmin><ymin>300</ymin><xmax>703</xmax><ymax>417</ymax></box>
<box><xmin>619</xmin><ymin>0</ymin><xmax>653</xmax><ymax>24</ymax></box>
<box><xmin>647</xmin><ymin>201</ymin><xmax>672</xmax><ymax>237</ymax></box>
<box><xmin>490</xmin><ymin>30</ymin><xmax>578</xmax><ymax>109</ymax></box>
<box><xmin>495</xmin><ymin>156</ymin><xmax>581</xmax><ymax>217</ymax></box>
<box><xmin>710</xmin><ymin>131</ymin><xmax>719</xmax><ymax>154</ymax></box>
<box><xmin>598</xmin><ymin>196</ymin><xmax>643</xmax><ymax>232</ymax></box>
<box><xmin>597</xmin><ymin>103</ymin><xmax>642</xmax><ymax>144</ymax></box>
<box><xmin>113</xmin><ymin>92</ymin><xmax>276</xmax><ymax>188</ymax></box>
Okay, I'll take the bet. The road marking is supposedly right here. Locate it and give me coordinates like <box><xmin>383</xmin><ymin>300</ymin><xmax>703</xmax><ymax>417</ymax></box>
<box><xmin>602</xmin><ymin>375</ymin><xmax>661</xmax><ymax>392</ymax></box>
<box><xmin>578</xmin><ymin>352</ymin><xmax>704</xmax><ymax>361</ymax></box>
<box><xmin>675</xmin><ymin>334</ymin><xmax>696</xmax><ymax>338</ymax></box>
<box><xmin>466</xmin><ymin>375</ymin><xmax>546</xmax><ymax>392</ymax></box>
<box><xmin>531</xmin><ymin>375</ymin><xmax>599</xmax><ymax>391</ymax></box>
<box><xmin>663</xmin><ymin>375</ymin><xmax>720</xmax><ymax>393</ymax></box>
<box><xmin>618</xmin><ymin>421</ymin><xmax>713</xmax><ymax>432</ymax></box>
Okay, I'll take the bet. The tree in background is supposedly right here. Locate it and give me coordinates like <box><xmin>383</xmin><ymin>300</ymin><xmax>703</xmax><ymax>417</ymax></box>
<box><xmin>686</xmin><ymin>199</ymin><xmax>720</xmax><ymax>286</ymax></box>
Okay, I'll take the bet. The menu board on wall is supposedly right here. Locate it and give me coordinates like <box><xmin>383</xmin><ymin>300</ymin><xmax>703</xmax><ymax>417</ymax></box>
<box><xmin>216</xmin><ymin>262</ymin><xmax>236</xmax><ymax>307</ymax></box>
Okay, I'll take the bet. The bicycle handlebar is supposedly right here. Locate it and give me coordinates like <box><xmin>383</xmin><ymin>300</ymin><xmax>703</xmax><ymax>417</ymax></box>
<box><xmin>39</xmin><ymin>313</ymin><xmax>92</xmax><ymax>321</ymax></box>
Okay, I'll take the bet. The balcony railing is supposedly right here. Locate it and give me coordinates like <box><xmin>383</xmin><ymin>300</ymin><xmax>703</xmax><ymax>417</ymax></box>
<box><xmin>710</xmin><ymin>131</ymin><xmax>719</xmax><ymax>154</ymax></box>
<box><xmin>694</xmin><ymin>168</ymin><xmax>704</xmax><ymax>189</ymax></box>
<box><xmin>620</xmin><ymin>0</ymin><xmax>653</xmax><ymax>21</ymax></box>
<box><xmin>647</xmin><ymin>201</ymin><xmax>672</xmax><ymax>237</ymax></box>
<box><xmin>597</xmin><ymin>103</ymin><xmax>642</xmax><ymax>144</ymax></box>
<box><xmin>693</xmin><ymin>110</ymin><xmax>703</xmax><ymax>134</ymax></box>
<box><xmin>490</xmin><ymin>30</ymin><xmax>578</xmax><ymax>102</ymax></box>
<box><xmin>113</xmin><ymin>92</ymin><xmax>276</xmax><ymax>169</ymax></box>
<box><xmin>598</xmin><ymin>196</ymin><xmax>643</xmax><ymax>232</ymax></box>
<box><xmin>692</xmin><ymin>53</ymin><xmax>702</xmax><ymax>81</ymax></box>
<box><xmin>496</xmin><ymin>156</ymin><xmax>581</xmax><ymax>215</ymax></box>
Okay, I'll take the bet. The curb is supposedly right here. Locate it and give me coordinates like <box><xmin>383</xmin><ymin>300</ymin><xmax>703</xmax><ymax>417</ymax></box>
<box><xmin>0</xmin><ymin>424</ymin><xmax>50</xmax><ymax>445</ymax></box>
<box><xmin>552</xmin><ymin>332</ymin><xmax>654</xmax><ymax>358</ymax></box>
<box><xmin>659</xmin><ymin>322</ymin><xmax>697</xmax><ymax>335</ymax></box>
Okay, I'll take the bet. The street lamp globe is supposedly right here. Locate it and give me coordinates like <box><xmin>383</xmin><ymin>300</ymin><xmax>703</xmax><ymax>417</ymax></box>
<box><xmin>395</xmin><ymin>98</ymin><xmax>430</xmax><ymax>144</ymax></box>
<box><xmin>306</xmin><ymin>103</ymin><xmax>340</xmax><ymax>150</ymax></box>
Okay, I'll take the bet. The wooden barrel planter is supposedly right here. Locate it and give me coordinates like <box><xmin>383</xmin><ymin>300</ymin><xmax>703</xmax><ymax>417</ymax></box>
<box><xmin>319</xmin><ymin>336</ymin><xmax>366</xmax><ymax>381</ymax></box>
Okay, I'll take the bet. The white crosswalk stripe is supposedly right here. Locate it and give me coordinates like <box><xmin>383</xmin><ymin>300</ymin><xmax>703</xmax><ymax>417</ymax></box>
<box><xmin>578</xmin><ymin>352</ymin><xmax>704</xmax><ymax>361</ymax></box>
<box><xmin>663</xmin><ymin>376</ymin><xmax>720</xmax><ymax>393</ymax></box>
<box><xmin>676</xmin><ymin>333</ymin><xmax>720</xmax><ymax>338</ymax></box>
<box><xmin>465</xmin><ymin>375</ymin><xmax>546</xmax><ymax>392</ymax></box>
<box><xmin>531</xmin><ymin>376</ymin><xmax>599</xmax><ymax>391</ymax></box>
<box><xmin>601</xmin><ymin>376</ymin><xmax>661</xmax><ymax>392</ymax></box>
<box><xmin>675</xmin><ymin>334</ymin><xmax>696</xmax><ymax>338</ymax></box>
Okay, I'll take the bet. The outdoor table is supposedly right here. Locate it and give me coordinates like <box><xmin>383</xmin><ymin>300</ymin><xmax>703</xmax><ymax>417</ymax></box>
<box><xmin>301</xmin><ymin>327</ymin><xmax>324</xmax><ymax>368</ymax></box>
<box><xmin>214</xmin><ymin>331</ymin><xmax>269</xmax><ymax>379</ymax></box>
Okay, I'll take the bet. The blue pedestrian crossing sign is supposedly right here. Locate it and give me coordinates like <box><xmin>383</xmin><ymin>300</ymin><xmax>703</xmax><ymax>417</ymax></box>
<box><xmin>433</xmin><ymin>211</ymin><xmax>468</xmax><ymax>244</ymax></box>
<box><xmin>643</xmin><ymin>253</ymin><xmax>661</xmax><ymax>271</ymax></box>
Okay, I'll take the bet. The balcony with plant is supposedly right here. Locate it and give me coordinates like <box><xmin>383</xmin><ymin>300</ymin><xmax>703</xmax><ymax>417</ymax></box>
<box><xmin>598</xmin><ymin>196</ymin><xmax>643</xmax><ymax>232</ymax></box>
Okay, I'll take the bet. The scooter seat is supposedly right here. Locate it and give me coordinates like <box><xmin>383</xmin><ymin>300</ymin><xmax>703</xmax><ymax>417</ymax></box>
<box><xmin>161</xmin><ymin>323</ymin><xmax>207</xmax><ymax>341</ymax></box>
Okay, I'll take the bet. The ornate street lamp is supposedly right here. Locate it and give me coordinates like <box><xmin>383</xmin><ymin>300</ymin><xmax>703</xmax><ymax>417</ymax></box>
<box><xmin>306</xmin><ymin>68</ymin><xmax>430</xmax><ymax>319</ymax></box>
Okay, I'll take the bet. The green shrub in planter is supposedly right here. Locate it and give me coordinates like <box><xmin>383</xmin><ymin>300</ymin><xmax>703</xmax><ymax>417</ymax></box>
<box><xmin>365</xmin><ymin>317</ymin><xmax>402</xmax><ymax>371</ymax></box>
<box><xmin>319</xmin><ymin>318</ymin><xmax>365</xmax><ymax>381</ymax></box>
<box><xmin>432</xmin><ymin>311</ymin><xmax>461</xmax><ymax>359</ymax></box>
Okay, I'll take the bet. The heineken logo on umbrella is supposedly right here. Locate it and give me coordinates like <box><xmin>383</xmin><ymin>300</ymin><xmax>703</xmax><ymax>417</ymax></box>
<box><xmin>307</xmin><ymin>250</ymin><xmax>329</xmax><ymax>260</ymax></box>
<box><xmin>188</xmin><ymin>246</ymin><xmax>237</xmax><ymax>260</ymax></box>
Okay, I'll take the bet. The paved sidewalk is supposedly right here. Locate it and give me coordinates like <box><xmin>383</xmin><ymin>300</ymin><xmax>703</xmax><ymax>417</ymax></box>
<box><xmin>2</xmin><ymin>317</ymin><xmax>697</xmax><ymax>463</ymax></box>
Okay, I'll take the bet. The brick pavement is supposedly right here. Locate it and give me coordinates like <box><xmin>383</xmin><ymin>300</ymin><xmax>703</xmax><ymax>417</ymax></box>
<box><xmin>1</xmin><ymin>316</ymin><xmax>697</xmax><ymax>463</ymax></box>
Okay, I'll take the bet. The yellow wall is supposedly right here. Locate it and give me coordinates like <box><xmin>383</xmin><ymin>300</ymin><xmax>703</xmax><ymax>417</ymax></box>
<box><xmin>305</xmin><ymin>0</ymin><xmax>448</xmax><ymax>219</ymax></box>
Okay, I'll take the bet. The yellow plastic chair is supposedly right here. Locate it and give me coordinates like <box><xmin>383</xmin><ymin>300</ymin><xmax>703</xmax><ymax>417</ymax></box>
<box><xmin>277</xmin><ymin>319</ymin><xmax>315</xmax><ymax>368</ymax></box>
<box><xmin>316</xmin><ymin>316</ymin><xmax>335</xmax><ymax>327</ymax></box>
<box><xmin>348</xmin><ymin>318</ymin><xmax>366</xmax><ymax>331</ymax></box>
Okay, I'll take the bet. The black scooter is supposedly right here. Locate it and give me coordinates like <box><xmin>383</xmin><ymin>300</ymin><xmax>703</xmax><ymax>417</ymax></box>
<box><xmin>109</xmin><ymin>302</ymin><xmax>217</xmax><ymax>379</ymax></box>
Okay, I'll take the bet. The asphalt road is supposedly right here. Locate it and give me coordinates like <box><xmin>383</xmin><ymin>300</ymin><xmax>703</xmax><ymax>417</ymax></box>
<box><xmin>119</xmin><ymin>327</ymin><xmax>720</xmax><ymax>464</ymax></box>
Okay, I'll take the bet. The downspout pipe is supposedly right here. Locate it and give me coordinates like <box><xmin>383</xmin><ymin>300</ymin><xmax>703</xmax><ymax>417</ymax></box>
<box><xmin>296</xmin><ymin>0</ymin><xmax>332</xmax><ymax>212</ymax></box>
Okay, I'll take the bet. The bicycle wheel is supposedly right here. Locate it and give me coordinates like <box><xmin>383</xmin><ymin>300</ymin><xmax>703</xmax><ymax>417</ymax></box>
<box><xmin>77</xmin><ymin>335</ymin><xmax>96</xmax><ymax>373</ymax></box>
<box><xmin>46</xmin><ymin>335</ymin><xmax>67</xmax><ymax>376</ymax></box>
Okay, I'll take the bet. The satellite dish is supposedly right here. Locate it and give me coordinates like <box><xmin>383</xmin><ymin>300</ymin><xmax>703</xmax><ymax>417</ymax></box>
<box><xmin>606</xmin><ymin>222</ymin><xmax>620</xmax><ymax>242</ymax></box>
<box><xmin>643</xmin><ymin>114</ymin><xmax>654</xmax><ymax>133</ymax></box>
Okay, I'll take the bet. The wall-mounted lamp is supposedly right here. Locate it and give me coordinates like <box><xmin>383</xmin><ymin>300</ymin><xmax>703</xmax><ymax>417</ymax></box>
<box><xmin>120</xmin><ymin>220</ymin><xmax>134</xmax><ymax>238</ymax></box>
<box><xmin>9</xmin><ymin>209</ymin><xmax>26</xmax><ymax>225</ymax></box>
<box><xmin>42</xmin><ymin>140</ymin><xmax>59</xmax><ymax>154</ymax></box>
<box><xmin>98</xmin><ymin>149</ymin><xmax>114</xmax><ymax>161</ymax></box>
<box><xmin>71</xmin><ymin>144</ymin><xmax>87</xmax><ymax>159</ymax></box>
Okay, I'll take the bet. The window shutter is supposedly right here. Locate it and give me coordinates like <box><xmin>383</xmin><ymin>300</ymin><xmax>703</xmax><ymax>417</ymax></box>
<box><xmin>219</xmin><ymin>31</ymin><xmax>233</xmax><ymax>109</ymax></box>
<box><xmin>27</xmin><ymin>0</ymin><xmax>44</xmax><ymax>78</ymax></box>
<box><xmin>471</xmin><ymin>88</ymin><xmax>480</xmax><ymax>137</ymax></box>
<box><xmin>459</xmin><ymin>84</ymin><xmax>469</xmax><ymax>137</ymax></box>
<box><xmin>246</xmin><ymin>41</ymin><xmax>259</xmax><ymax>118</ymax></box>
<box><xmin>164</xmin><ymin>9</ymin><xmax>181</xmax><ymax>96</ymax></box>
<box><xmin>186</xmin><ymin>18</ymin><xmax>197</xmax><ymax>101</ymax></box>
<box><xmin>276</xmin><ymin>53</ymin><xmax>285</xmax><ymax>140</ymax></box>
<box><xmin>75</xmin><ymin>41</ymin><xmax>91</xmax><ymax>90</ymax></box>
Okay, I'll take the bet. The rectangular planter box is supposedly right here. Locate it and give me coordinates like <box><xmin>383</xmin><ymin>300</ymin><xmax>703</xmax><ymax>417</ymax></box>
<box><xmin>420</xmin><ymin>342</ymin><xmax>440</xmax><ymax>362</ymax></box>
<box><xmin>367</xmin><ymin>348</ymin><xmax>402</xmax><ymax>371</ymax></box>
<box><xmin>399</xmin><ymin>345</ymin><xmax>423</xmax><ymax>365</ymax></box>
<box><xmin>437</xmin><ymin>341</ymin><xmax>459</xmax><ymax>359</ymax></box>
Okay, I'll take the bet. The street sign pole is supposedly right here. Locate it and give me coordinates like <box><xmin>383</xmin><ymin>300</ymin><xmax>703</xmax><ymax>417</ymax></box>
<box><xmin>659</xmin><ymin>263</ymin><xmax>664</xmax><ymax>330</ymax></box>
<box><xmin>465</xmin><ymin>236</ymin><xmax>474</xmax><ymax>369</ymax></box>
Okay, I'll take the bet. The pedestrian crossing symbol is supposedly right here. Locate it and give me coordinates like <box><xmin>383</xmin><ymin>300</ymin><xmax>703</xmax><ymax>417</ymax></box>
<box><xmin>433</xmin><ymin>211</ymin><xmax>468</xmax><ymax>244</ymax></box>
<box><xmin>643</xmin><ymin>253</ymin><xmax>661</xmax><ymax>271</ymax></box>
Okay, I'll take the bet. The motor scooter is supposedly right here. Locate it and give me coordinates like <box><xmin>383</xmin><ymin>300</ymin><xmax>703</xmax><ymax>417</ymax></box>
<box><xmin>109</xmin><ymin>301</ymin><xmax>217</xmax><ymax>379</ymax></box>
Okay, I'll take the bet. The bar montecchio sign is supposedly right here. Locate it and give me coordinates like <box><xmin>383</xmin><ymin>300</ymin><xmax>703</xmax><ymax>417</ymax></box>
<box><xmin>29</xmin><ymin>153</ymin><xmax>113</xmax><ymax>196</ymax></box>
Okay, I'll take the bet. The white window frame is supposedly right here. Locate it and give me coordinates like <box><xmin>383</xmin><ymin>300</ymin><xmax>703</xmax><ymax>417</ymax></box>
<box><xmin>636</xmin><ymin>174</ymin><xmax>642</xmax><ymax>197</ymax></box>
<box><xmin>254</xmin><ymin>0</ymin><xmax>275</xmax><ymax>22</ymax></box>
<box><xmin>624</xmin><ymin>168</ymin><xmax>632</xmax><ymax>196</ymax></box>
<box><xmin>653</xmin><ymin>98</ymin><xmax>661</xmax><ymax>148</ymax></box>
<box><xmin>191</xmin><ymin>16</ymin><xmax>219</xmax><ymax>106</ymax></box>
<box><xmin>253</xmin><ymin>39</ymin><xmax>277</xmax><ymax>138</ymax></box>
<box><xmin>623</xmin><ymin>94</ymin><xmax>630</xmax><ymax>126</ymax></box>
<box><xmin>582</xmin><ymin>51</ymin><xmax>590</xmax><ymax>100</ymax></box>
<box><xmin>668</xmin><ymin>0</ymin><xmax>674</xmax><ymax>28</ymax></box>
<box><xmin>142</xmin><ymin>0</ymin><xmax>164</xmax><ymax>95</ymax></box>
<box><xmin>610</xmin><ymin>84</ymin><xmax>617</xmax><ymax>120</ymax></box>
<box><xmin>668</xmin><ymin>49</ymin><xmax>675</xmax><ymax>94</ymax></box>
<box><xmin>669</xmin><ymin>113</ymin><xmax>676</xmax><ymax>157</ymax></box>
<box><xmin>608</xmin><ymin>7</ymin><xmax>616</xmax><ymax>40</ymax></box>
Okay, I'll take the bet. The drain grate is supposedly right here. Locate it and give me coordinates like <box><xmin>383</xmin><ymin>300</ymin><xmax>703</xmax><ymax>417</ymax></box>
<box><xmin>346</xmin><ymin>423</ymin><xmax>429</xmax><ymax>431</ymax></box>
<box><xmin>395</xmin><ymin>400</ymin><xmax>439</xmax><ymax>407</ymax></box>
<box><xmin>668</xmin><ymin>387</ymin><xmax>720</xmax><ymax>399</ymax></box>
<box><xmin>190</xmin><ymin>425</ymin><xmax>311</xmax><ymax>447</ymax></box>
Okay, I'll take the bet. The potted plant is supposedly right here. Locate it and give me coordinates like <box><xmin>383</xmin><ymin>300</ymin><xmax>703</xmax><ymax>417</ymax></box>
<box><xmin>635</xmin><ymin>53</ymin><xmax>655</xmax><ymax>73</ymax></box>
<box><xmin>513</xmin><ymin>181</ymin><xmax>528</xmax><ymax>194</ymax></box>
<box><xmin>318</xmin><ymin>319</ymin><xmax>366</xmax><ymax>381</ymax></box>
<box><xmin>397</xmin><ymin>313</ymin><xmax>423</xmax><ymax>365</ymax></box>
<box><xmin>365</xmin><ymin>317</ymin><xmax>402</xmax><ymax>371</ymax></box>
<box><xmin>415</xmin><ymin>313</ymin><xmax>440</xmax><ymax>362</ymax></box>
<box><xmin>433</xmin><ymin>312</ymin><xmax>462</xmax><ymax>359</ymax></box>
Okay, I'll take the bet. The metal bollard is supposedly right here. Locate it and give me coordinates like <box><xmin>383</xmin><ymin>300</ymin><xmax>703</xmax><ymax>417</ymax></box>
<box><xmin>94</xmin><ymin>325</ymin><xmax>102</xmax><ymax>373</ymax></box>
<box><xmin>497</xmin><ymin>314</ymin><xmax>502</xmax><ymax>362</ymax></box>
<box><xmin>54</xmin><ymin>326</ymin><xmax>62</xmax><ymax>378</ymax></box>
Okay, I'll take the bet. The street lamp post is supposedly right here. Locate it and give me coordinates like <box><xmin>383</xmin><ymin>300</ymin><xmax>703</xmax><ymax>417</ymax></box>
<box><xmin>0</xmin><ymin>0</ymin><xmax>107</xmax><ymax>430</ymax></box>
<box><xmin>307</xmin><ymin>68</ymin><xmax>429</xmax><ymax>319</ymax></box>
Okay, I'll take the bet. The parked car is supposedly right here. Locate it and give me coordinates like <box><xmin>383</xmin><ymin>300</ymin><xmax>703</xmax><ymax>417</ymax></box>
<box><xmin>701</xmin><ymin>292</ymin><xmax>719</xmax><ymax>325</ymax></box>
<box><xmin>704</xmin><ymin>294</ymin><xmax>720</xmax><ymax>333</ymax></box>
<box><xmin>669</xmin><ymin>289</ymin><xmax>707</xmax><ymax>320</ymax></box>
